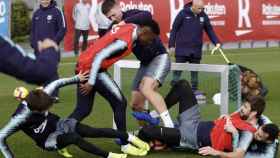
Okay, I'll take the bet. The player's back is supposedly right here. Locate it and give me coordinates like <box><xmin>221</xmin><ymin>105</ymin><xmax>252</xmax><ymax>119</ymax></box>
<box><xmin>76</xmin><ymin>24</ymin><xmax>137</xmax><ymax>73</ymax></box>
<box><xmin>13</xmin><ymin>103</ymin><xmax>60</xmax><ymax>148</ymax></box>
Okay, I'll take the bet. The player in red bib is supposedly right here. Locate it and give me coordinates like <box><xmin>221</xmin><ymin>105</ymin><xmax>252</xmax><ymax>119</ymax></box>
<box><xmin>69</xmin><ymin>20</ymin><xmax>160</xmax><ymax>146</ymax></box>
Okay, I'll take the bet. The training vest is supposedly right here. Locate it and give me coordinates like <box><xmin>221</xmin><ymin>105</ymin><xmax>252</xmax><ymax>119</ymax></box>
<box><xmin>211</xmin><ymin>113</ymin><xmax>257</xmax><ymax>151</ymax></box>
<box><xmin>76</xmin><ymin>24</ymin><xmax>136</xmax><ymax>73</ymax></box>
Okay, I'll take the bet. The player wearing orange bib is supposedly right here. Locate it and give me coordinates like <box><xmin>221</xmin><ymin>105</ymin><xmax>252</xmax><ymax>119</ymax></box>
<box><xmin>69</xmin><ymin>20</ymin><xmax>160</xmax><ymax>147</ymax></box>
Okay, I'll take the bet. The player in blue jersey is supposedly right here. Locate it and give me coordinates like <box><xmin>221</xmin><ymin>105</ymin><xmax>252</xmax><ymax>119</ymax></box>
<box><xmin>0</xmin><ymin>35</ymin><xmax>59</xmax><ymax>85</ymax></box>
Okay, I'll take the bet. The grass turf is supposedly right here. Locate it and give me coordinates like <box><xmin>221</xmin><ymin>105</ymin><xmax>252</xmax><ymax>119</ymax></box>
<box><xmin>0</xmin><ymin>47</ymin><xmax>279</xmax><ymax>158</ymax></box>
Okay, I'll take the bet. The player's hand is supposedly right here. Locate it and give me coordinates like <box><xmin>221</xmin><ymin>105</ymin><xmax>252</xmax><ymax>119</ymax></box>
<box><xmin>168</xmin><ymin>47</ymin><xmax>175</xmax><ymax>56</ymax></box>
<box><xmin>218</xmin><ymin>114</ymin><xmax>230</xmax><ymax>119</ymax></box>
<box><xmin>198</xmin><ymin>146</ymin><xmax>220</xmax><ymax>156</ymax></box>
<box><xmin>80</xmin><ymin>82</ymin><xmax>93</xmax><ymax>95</ymax></box>
<box><xmin>112</xmin><ymin>20</ymin><xmax>126</xmax><ymax>28</ymax></box>
<box><xmin>118</xmin><ymin>20</ymin><xmax>126</xmax><ymax>26</ymax></box>
<box><xmin>38</xmin><ymin>39</ymin><xmax>59</xmax><ymax>52</ymax></box>
<box><xmin>216</xmin><ymin>43</ymin><xmax>221</xmax><ymax>48</ymax></box>
<box><xmin>224</xmin><ymin>117</ymin><xmax>238</xmax><ymax>134</ymax></box>
<box><xmin>77</xmin><ymin>71</ymin><xmax>89</xmax><ymax>82</ymax></box>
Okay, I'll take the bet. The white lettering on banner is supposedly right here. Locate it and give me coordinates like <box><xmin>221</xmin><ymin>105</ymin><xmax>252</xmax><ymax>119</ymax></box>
<box><xmin>204</xmin><ymin>3</ymin><xmax>226</xmax><ymax>17</ymax></box>
<box><xmin>211</xmin><ymin>21</ymin><xmax>225</xmax><ymax>26</ymax></box>
<box><xmin>262</xmin><ymin>4</ymin><xmax>280</xmax><ymax>26</ymax></box>
<box><xmin>204</xmin><ymin>2</ymin><xmax>226</xmax><ymax>26</ymax></box>
<box><xmin>0</xmin><ymin>1</ymin><xmax>6</xmax><ymax>24</ymax></box>
<box><xmin>262</xmin><ymin>4</ymin><xmax>280</xmax><ymax>16</ymax></box>
<box><xmin>238</xmin><ymin>0</ymin><xmax>251</xmax><ymax>28</ymax></box>
<box><xmin>120</xmin><ymin>1</ymin><xmax>154</xmax><ymax>15</ymax></box>
<box><xmin>235</xmin><ymin>0</ymin><xmax>252</xmax><ymax>36</ymax></box>
<box><xmin>262</xmin><ymin>20</ymin><xmax>280</xmax><ymax>25</ymax></box>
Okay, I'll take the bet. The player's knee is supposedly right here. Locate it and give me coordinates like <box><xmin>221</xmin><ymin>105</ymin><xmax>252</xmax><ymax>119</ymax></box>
<box><xmin>132</xmin><ymin>103</ymin><xmax>144</xmax><ymax>112</ymax></box>
<box><xmin>139</xmin><ymin>82</ymin><xmax>153</xmax><ymax>94</ymax></box>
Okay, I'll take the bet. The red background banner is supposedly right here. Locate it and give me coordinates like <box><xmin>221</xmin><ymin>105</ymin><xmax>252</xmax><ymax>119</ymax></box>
<box><xmin>64</xmin><ymin>0</ymin><xmax>280</xmax><ymax>52</ymax></box>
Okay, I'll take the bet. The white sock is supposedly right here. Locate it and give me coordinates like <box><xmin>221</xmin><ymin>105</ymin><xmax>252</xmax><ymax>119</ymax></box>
<box><xmin>149</xmin><ymin>110</ymin><xmax>160</xmax><ymax>118</ymax></box>
<box><xmin>127</xmin><ymin>133</ymin><xmax>135</xmax><ymax>142</ymax></box>
<box><xmin>160</xmin><ymin>110</ymin><xmax>174</xmax><ymax>128</ymax></box>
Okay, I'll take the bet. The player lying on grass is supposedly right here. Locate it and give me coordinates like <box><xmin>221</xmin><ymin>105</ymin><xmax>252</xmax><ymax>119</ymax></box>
<box><xmin>0</xmin><ymin>35</ymin><xmax>59</xmax><ymax>85</ymax></box>
<box><xmin>0</xmin><ymin>72</ymin><xmax>150</xmax><ymax>158</ymax></box>
<box><xmin>243</xmin><ymin>115</ymin><xmax>279</xmax><ymax>158</ymax></box>
<box><xmin>136</xmin><ymin>80</ymin><xmax>278</xmax><ymax>158</ymax></box>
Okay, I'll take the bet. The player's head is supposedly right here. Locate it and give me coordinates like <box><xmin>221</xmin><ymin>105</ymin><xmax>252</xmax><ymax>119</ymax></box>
<box><xmin>192</xmin><ymin>0</ymin><xmax>204</xmax><ymax>14</ymax></box>
<box><xmin>102</xmin><ymin>0</ymin><xmax>123</xmax><ymax>22</ymax></box>
<box><xmin>241</xmin><ymin>71</ymin><xmax>262</xmax><ymax>99</ymax></box>
<box><xmin>137</xmin><ymin>19</ymin><xmax>160</xmax><ymax>46</ymax></box>
<box><xmin>254</xmin><ymin>123</ymin><xmax>279</xmax><ymax>143</ymax></box>
<box><xmin>25</xmin><ymin>89</ymin><xmax>54</xmax><ymax>112</ymax></box>
<box><xmin>239</xmin><ymin>95</ymin><xmax>265</xmax><ymax>120</ymax></box>
<box><xmin>40</xmin><ymin>0</ymin><xmax>52</xmax><ymax>8</ymax></box>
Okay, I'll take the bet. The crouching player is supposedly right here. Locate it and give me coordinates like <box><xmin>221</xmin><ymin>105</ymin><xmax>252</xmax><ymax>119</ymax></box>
<box><xmin>0</xmin><ymin>73</ymin><xmax>150</xmax><ymax>158</ymax></box>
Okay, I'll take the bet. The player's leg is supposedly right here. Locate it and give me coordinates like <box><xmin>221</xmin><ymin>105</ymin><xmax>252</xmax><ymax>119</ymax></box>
<box><xmin>131</xmin><ymin>66</ymin><xmax>146</xmax><ymax>112</ymax></box>
<box><xmin>138</xmin><ymin>54</ymin><xmax>174</xmax><ymax>128</ymax></box>
<box><xmin>68</xmin><ymin>84</ymin><xmax>96</xmax><ymax>121</ymax></box>
<box><xmin>74</xmin><ymin>29</ymin><xmax>82</xmax><ymax>55</ymax></box>
<box><xmin>171</xmin><ymin>56</ymin><xmax>187</xmax><ymax>86</ymax></box>
<box><xmin>95</xmin><ymin>72</ymin><xmax>127</xmax><ymax>133</ymax></box>
<box><xmin>81</xmin><ymin>30</ymin><xmax>89</xmax><ymax>51</ymax></box>
<box><xmin>57</xmin><ymin>133</ymin><xmax>115</xmax><ymax>157</ymax></box>
<box><xmin>138</xmin><ymin>125</ymin><xmax>181</xmax><ymax>147</ymax></box>
<box><xmin>131</xmin><ymin>91</ymin><xmax>146</xmax><ymax>112</ymax></box>
<box><xmin>134</xmin><ymin>80</ymin><xmax>198</xmax><ymax>127</ymax></box>
<box><xmin>165</xmin><ymin>80</ymin><xmax>197</xmax><ymax>113</ymax></box>
<box><xmin>76</xmin><ymin>123</ymin><xmax>150</xmax><ymax>151</ymax></box>
<box><xmin>189</xmin><ymin>58</ymin><xmax>201</xmax><ymax>92</ymax></box>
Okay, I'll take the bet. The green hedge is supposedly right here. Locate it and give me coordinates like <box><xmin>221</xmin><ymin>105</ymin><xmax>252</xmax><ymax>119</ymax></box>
<box><xmin>11</xmin><ymin>0</ymin><xmax>31</xmax><ymax>42</ymax></box>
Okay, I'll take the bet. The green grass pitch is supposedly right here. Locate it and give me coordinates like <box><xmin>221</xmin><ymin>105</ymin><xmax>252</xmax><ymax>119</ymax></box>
<box><xmin>0</xmin><ymin>47</ymin><xmax>279</xmax><ymax>158</ymax></box>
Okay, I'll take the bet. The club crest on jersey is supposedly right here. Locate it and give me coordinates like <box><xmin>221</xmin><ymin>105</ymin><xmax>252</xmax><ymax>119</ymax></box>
<box><xmin>47</xmin><ymin>15</ymin><xmax>53</xmax><ymax>21</ymax></box>
<box><xmin>200</xmin><ymin>17</ymin><xmax>204</xmax><ymax>23</ymax></box>
<box><xmin>34</xmin><ymin>119</ymin><xmax>48</xmax><ymax>134</ymax></box>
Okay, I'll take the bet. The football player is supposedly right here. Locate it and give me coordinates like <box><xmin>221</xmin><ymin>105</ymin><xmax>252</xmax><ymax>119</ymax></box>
<box><xmin>68</xmin><ymin>20</ymin><xmax>160</xmax><ymax>145</ymax></box>
<box><xmin>0</xmin><ymin>72</ymin><xmax>150</xmax><ymax>158</ymax></box>
<box><xmin>0</xmin><ymin>36</ymin><xmax>59</xmax><ymax>85</ymax></box>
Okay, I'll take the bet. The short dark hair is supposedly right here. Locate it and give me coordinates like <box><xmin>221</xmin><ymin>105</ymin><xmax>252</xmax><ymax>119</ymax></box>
<box><xmin>140</xmin><ymin>19</ymin><xmax>160</xmax><ymax>35</ymax></box>
<box><xmin>25</xmin><ymin>89</ymin><xmax>53</xmax><ymax>112</ymax></box>
<box><xmin>262</xmin><ymin>123</ymin><xmax>279</xmax><ymax>142</ymax></box>
<box><xmin>101</xmin><ymin>0</ymin><xmax>116</xmax><ymax>15</ymax></box>
<box><xmin>246</xmin><ymin>95</ymin><xmax>265</xmax><ymax>118</ymax></box>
